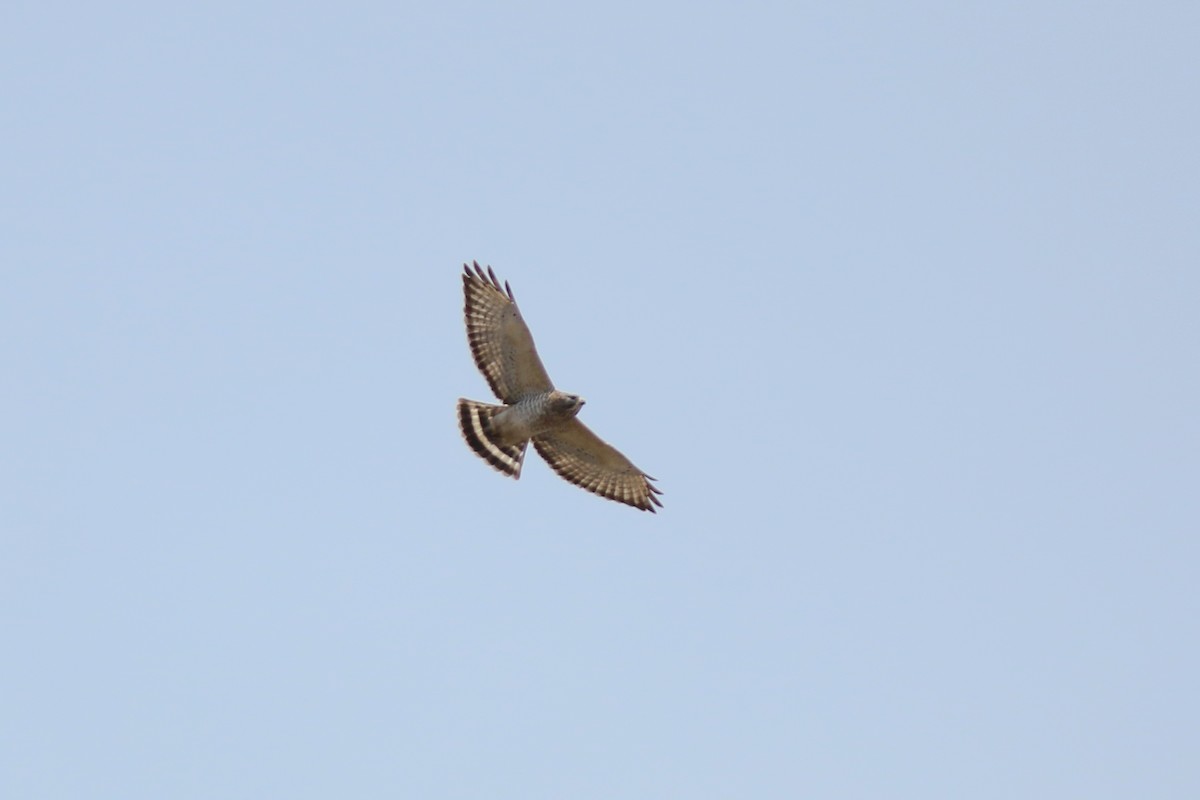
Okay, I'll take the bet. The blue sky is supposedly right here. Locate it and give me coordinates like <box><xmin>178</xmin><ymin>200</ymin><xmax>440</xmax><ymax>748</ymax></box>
<box><xmin>3</xmin><ymin>1</ymin><xmax>1197</xmax><ymax>797</ymax></box>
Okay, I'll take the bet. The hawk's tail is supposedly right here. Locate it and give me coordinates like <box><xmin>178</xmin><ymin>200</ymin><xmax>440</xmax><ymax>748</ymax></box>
<box><xmin>457</xmin><ymin>398</ymin><xmax>528</xmax><ymax>479</ymax></box>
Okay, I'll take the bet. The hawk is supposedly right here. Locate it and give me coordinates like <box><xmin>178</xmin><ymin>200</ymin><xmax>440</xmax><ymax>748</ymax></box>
<box><xmin>457</xmin><ymin>262</ymin><xmax>663</xmax><ymax>512</ymax></box>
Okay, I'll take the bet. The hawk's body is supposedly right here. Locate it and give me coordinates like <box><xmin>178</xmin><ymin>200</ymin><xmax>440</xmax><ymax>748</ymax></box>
<box><xmin>457</xmin><ymin>262</ymin><xmax>662</xmax><ymax>512</ymax></box>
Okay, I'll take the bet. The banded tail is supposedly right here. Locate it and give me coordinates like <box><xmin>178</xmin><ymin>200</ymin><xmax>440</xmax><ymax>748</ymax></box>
<box><xmin>457</xmin><ymin>398</ymin><xmax>528</xmax><ymax>478</ymax></box>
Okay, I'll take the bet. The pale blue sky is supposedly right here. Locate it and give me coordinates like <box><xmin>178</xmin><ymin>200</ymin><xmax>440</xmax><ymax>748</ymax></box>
<box><xmin>3</xmin><ymin>1</ymin><xmax>1198</xmax><ymax>797</ymax></box>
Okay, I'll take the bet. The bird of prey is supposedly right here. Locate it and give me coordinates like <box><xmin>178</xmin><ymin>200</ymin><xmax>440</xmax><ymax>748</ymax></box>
<box><xmin>456</xmin><ymin>262</ymin><xmax>663</xmax><ymax>512</ymax></box>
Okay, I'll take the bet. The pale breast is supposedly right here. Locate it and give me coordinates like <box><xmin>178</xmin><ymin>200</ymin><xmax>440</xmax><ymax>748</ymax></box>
<box><xmin>490</xmin><ymin>393</ymin><xmax>575</xmax><ymax>444</ymax></box>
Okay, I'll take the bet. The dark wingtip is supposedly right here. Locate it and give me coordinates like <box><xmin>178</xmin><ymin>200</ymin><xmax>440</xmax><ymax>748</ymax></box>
<box><xmin>462</xmin><ymin>262</ymin><xmax>515</xmax><ymax>302</ymax></box>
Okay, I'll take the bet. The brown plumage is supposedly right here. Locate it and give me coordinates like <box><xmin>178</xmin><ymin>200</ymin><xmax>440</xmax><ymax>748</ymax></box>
<box><xmin>457</xmin><ymin>262</ymin><xmax>663</xmax><ymax>512</ymax></box>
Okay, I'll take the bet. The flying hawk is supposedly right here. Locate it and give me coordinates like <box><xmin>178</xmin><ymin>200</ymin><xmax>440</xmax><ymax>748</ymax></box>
<box><xmin>456</xmin><ymin>262</ymin><xmax>663</xmax><ymax>512</ymax></box>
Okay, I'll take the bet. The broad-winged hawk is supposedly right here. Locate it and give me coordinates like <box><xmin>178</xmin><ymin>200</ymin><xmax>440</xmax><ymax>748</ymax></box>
<box><xmin>457</xmin><ymin>262</ymin><xmax>663</xmax><ymax>512</ymax></box>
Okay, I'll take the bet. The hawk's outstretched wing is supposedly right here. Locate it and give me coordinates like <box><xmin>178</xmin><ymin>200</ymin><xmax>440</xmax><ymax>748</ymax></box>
<box><xmin>533</xmin><ymin>419</ymin><xmax>663</xmax><ymax>512</ymax></box>
<box><xmin>462</xmin><ymin>262</ymin><xmax>554</xmax><ymax>402</ymax></box>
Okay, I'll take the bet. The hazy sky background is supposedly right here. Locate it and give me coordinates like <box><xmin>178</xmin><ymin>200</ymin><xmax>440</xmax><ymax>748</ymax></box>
<box><xmin>4</xmin><ymin>2</ymin><xmax>1197</xmax><ymax>797</ymax></box>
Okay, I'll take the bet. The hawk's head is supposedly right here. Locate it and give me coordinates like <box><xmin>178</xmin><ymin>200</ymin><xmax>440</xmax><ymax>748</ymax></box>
<box><xmin>548</xmin><ymin>391</ymin><xmax>586</xmax><ymax>418</ymax></box>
